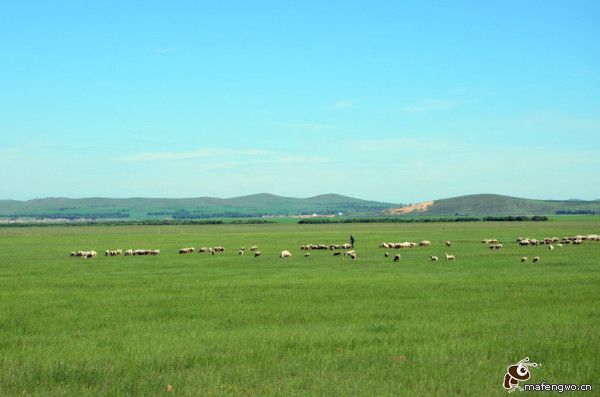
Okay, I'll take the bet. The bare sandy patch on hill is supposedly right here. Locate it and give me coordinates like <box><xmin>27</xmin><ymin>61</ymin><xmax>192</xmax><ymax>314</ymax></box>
<box><xmin>384</xmin><ymin>201</ymin><xmax>434</xmax><ymax>215</ymax></box>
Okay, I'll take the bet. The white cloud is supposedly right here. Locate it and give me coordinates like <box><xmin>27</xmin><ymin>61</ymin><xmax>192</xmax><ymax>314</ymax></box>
<box><xmin>125</xmin><ymin>147</ymin><xmax>269</xmax><ymax>162</ymax></box>
<box><xmin>508</xmin><ymin>111</ymin><xmax>600</xmax><ymax>134</ymax></box>
<box><xmin>329</xmin><ymin>100</ymin><xmax>357</xmax><ymax>110</ymax></box>
<box><xmin>153</xmin><ymin>48</ymin><xmax>177</xmax><ymax>54</ymax></box>
<box><xmin>401</xmin><ymin>100</ymin><xmax>456</xmax><ymax>113</ymax></box>
<box><xmin>124</xmin><ymin>147</ymin><xmax>331</xmax><ymax>166</ymax></box>
<box><xmin>278</xmin><ymin>123</ymin><xmax>339</xmax><ymax>131</ymax></box>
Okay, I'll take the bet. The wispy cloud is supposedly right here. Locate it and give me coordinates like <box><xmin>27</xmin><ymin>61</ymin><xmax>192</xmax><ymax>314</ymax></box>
<box><xmin>329</xmin><ymin>100</ymin><xmax>357</xmax><ymax>110</ymax></box>
<box><xmin>0</xmin><ymin>147</ymin><xmax>20</xmax><ymax>161</ymax></box>
<box><xmin>125</xmin><ymin>147</ymin><xmax>332</xmax><ymax>166</ymax></box>
<box><xmin>509</xmin><ymin>111</ymin><xmax>600</xmax><ymax>134</ymax></box>
<box><xmin>348</xmin><ymin>136</ymin><xmax>600</xmax><ymax>167</ymax></box>
<box><xmin>276</xmin><ymin>154</ymin><xmax>331</xmax><ymax>164</ymax></box>
<box><xmin>153</xmin><ymin>48</ymin><xmax>177</xmax><ymax>54</ymax></box>
<box><xmin>348</xmin><ymin>136</ymin><xmax>444</xmax><ymax>153</ymax></box>
<box><xmin>278</xmin><ymin>123</ymin><xmax>339</xmax><ymax>131</ymax></box>
<box><xmin>401</xmin><ymin>99</ymin><xmax>456</xmax><ymax>113</ymax></box>
<box><xmin>126</xmin><ymin>147</ymin><xmax>269</xmax><ymax>162</ymax></box>
<box><xmin>446</xmin><ymin>86</ymin><xmax>478</xmax><ymax>94</ymax></box>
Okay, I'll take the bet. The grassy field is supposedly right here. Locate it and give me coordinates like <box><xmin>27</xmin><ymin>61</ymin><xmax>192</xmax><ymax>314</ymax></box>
<box><xmin>0</xmin><ymin>221</ymin><xmax>599</xmax><ymax>396</ymax></box>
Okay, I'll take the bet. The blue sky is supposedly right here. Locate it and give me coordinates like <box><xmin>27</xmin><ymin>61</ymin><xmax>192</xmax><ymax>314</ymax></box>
<box><xmin>1</xmin><ymin>1</ymin><xmax>599</xmax><ymax>203</ymax></box>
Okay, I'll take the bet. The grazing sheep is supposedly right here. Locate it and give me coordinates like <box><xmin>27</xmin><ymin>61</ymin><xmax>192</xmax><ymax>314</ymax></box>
<box><xmin>333</xmin><ymin>251</ymin><xmax>341</xmax><ymax>256</ymax></box>
<box><xmin>445</xmin><ymin>253</ymin><xmax>455</xmax><ymax>261</ymax></box>
<box><xmin>250</xmin><ymin>246</ymin><xmax>258</xmax><ymax>251</ymax></box>
<box><xmin>349</xmin><ymin>253</ymin><xmax>357</xmax><ymax>260</ymax></box>
<box><xmin>304</xmin><ymin>252</ymin><xmax>311</xmax><ymax>257</ymax></box>
<box><xmin>446</xmin><ymin>241</ymin><xmax>451</xmax><ymax>247</ymax></box>
<box><xmin>521</xmin><ymin>257</ymin><xmax>528</xmax><ymax>263</ymax></box>
<box><xmin>384</xmin><ymin>252</ymin><xmax>389</xmax><ymax>257</ymax></box>
<box><xmin>198</xmin><ymin>247</ymin><xmax>208</xmax><ymax>253</ymax></box>
<box><xmin>481</xmin><ymin>239</ymin><xmax>498</xmax><ymax>244</ymax></box>
<box><xmin>533</xmin><ymin>256</ymin><xmax>540</xmax><ymax>263</ymax></box>
<box><xmin>238</xmin><ymin>249</ymin><xmax>244</xmax><ymax>255</ymax></box>
<box><xmin>380</xmin><ymin>242</ymin><xmax>418</xmax><ymax>249</ymax></box>
<box><xmin>179</xmin><ymin>247</ymin><xmax>194</xmax><ymax>254</ymax></box>
<box><xmin>419</xmin><ymin>240</ymin><xmax>431</xmax><ymax>247</ymax></box>
<box><xmin>254</xmin><ymin>250</ymin><xmax>262</xmax><ymax>257</ymax></box>
<box><xmin>82</xmin><ymin>250</ymin><xmax>97</xmax><ymax>259</ymax></box>
<box><xmin>124</xmin><ymin>249</ymin><xmax>134</xmax><ymax>256</ymax></box>
<box><xmin>557</xmin><ymin>243</ymin><xmax>563</xmax><ymax>247</ymax></box>
<box><xmin>431</xmin><ymin>255</ymin><xmax>439</xmax><ymax>262</ymax></box>
<box><xmin>344</xmin><ymin>250</ymin><xmax>356</xmax><ymax>256</ymax></box>
<box><xmin>150</xmin><ymin>249</ymin><xmax>160</xmax><ymax>255</ymax></box>
<box><xmin>548</xmin><ymin>245</ymin><xmax>554</xmax><ymax>251</ymax></box>
<box><xmin>393</xmin><ymin>254</ymin><xmax>401</xmax><ymax>262</ymax></box>
<box><xmin>280</xmin><ymin>250</ymin><xmax>292</xmax><ymax>258</ymax></box>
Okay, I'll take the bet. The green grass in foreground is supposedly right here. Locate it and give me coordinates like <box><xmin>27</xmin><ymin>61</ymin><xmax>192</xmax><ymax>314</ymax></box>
<box><xmin>0</xmin><ymin>221</ymin><xmax>599</xmax><ymax>396</ymax></box>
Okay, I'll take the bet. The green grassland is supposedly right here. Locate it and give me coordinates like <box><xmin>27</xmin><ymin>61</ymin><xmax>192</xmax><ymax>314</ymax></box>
<box><xmin>0</xmin><ymin>221</ymin><xmax>599</xmax><ymax>396</ymax></box>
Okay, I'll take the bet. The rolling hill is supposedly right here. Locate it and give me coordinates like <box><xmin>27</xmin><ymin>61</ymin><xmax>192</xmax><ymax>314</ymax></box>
<box><xmin>2</xmin><ymin>193</ymin><xmax>599</xmax><ymax>221</ymax></box>
<box><xmin>0</xmin><ymin>194</ymin><xmax>399</xmax><ymax>220</ymax></box>
<box><xmin>384</xmin><ymin>194</ymin><xmax>600</xmax><ymax>216</ymax></box>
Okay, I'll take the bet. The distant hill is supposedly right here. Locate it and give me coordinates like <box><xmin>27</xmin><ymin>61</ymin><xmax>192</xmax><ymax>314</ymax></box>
<box><xmin>384</xmin><ymin>194</ymin><xmax>600</xmax><ymax>216</ymax></box>
<box><xmin>0</xmin><ymin>194</ymin><xmax>399</xmax><ymax>220</ymax></box>
<box><xmin>2</xmin><ymin>193</ymin><xmax>599</xmax><ymax>221</ymax></box>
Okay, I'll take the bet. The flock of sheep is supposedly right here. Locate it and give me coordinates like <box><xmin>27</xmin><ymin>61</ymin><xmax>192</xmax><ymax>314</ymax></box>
<box><xmin>517</xmin><ymin>234</ymin><xmax>600</xmax><ymax>246</ymax></box>
<box><xmin>300</xmin><ymin>243</ymin><xmax>354</xmax><ymax>250</ymax></box>
<box><xmin>69</xmin><ymin>233</ymin><xmax>598</xmax><ymax>262</ymax></box>
<box><xmin>69</xmin><ymin>250</ymin><xmax>98</xmax><ymax>258</ymax></box>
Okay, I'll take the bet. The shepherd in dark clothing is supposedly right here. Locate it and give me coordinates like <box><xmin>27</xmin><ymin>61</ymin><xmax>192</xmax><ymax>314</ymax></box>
<box><xmin>350</xmin><ymin>235</ymin><xmax>355</xmax><ymax>247</ymax></box>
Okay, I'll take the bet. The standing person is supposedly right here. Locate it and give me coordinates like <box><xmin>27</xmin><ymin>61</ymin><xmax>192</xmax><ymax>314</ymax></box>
<box><xmin>350</xmin><ymin>235</ymin><xmax>355</xmax><ymax>247</ymax></box>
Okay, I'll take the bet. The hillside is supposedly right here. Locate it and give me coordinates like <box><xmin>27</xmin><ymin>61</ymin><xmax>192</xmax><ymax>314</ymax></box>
<box><xmin>3</xmin><ymin>193</ymin><xmax>600</xmax><ymax>221</ymax></box>
<box><xmin>0</xmin><ymin>194</ymin><xmax>399</xmax><ymax>220</ymax></box>
<box><xmin>384</xmin><ymin>194</ymin><xmax>600</xmax><ymax>216</ymax></box>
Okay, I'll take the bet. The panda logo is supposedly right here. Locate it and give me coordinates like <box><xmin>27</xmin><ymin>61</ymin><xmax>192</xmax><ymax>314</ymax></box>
<box><xmin>503</xmin><ymin>357</ymin><xmax>540</xmax><ymax>392</ymax></box>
